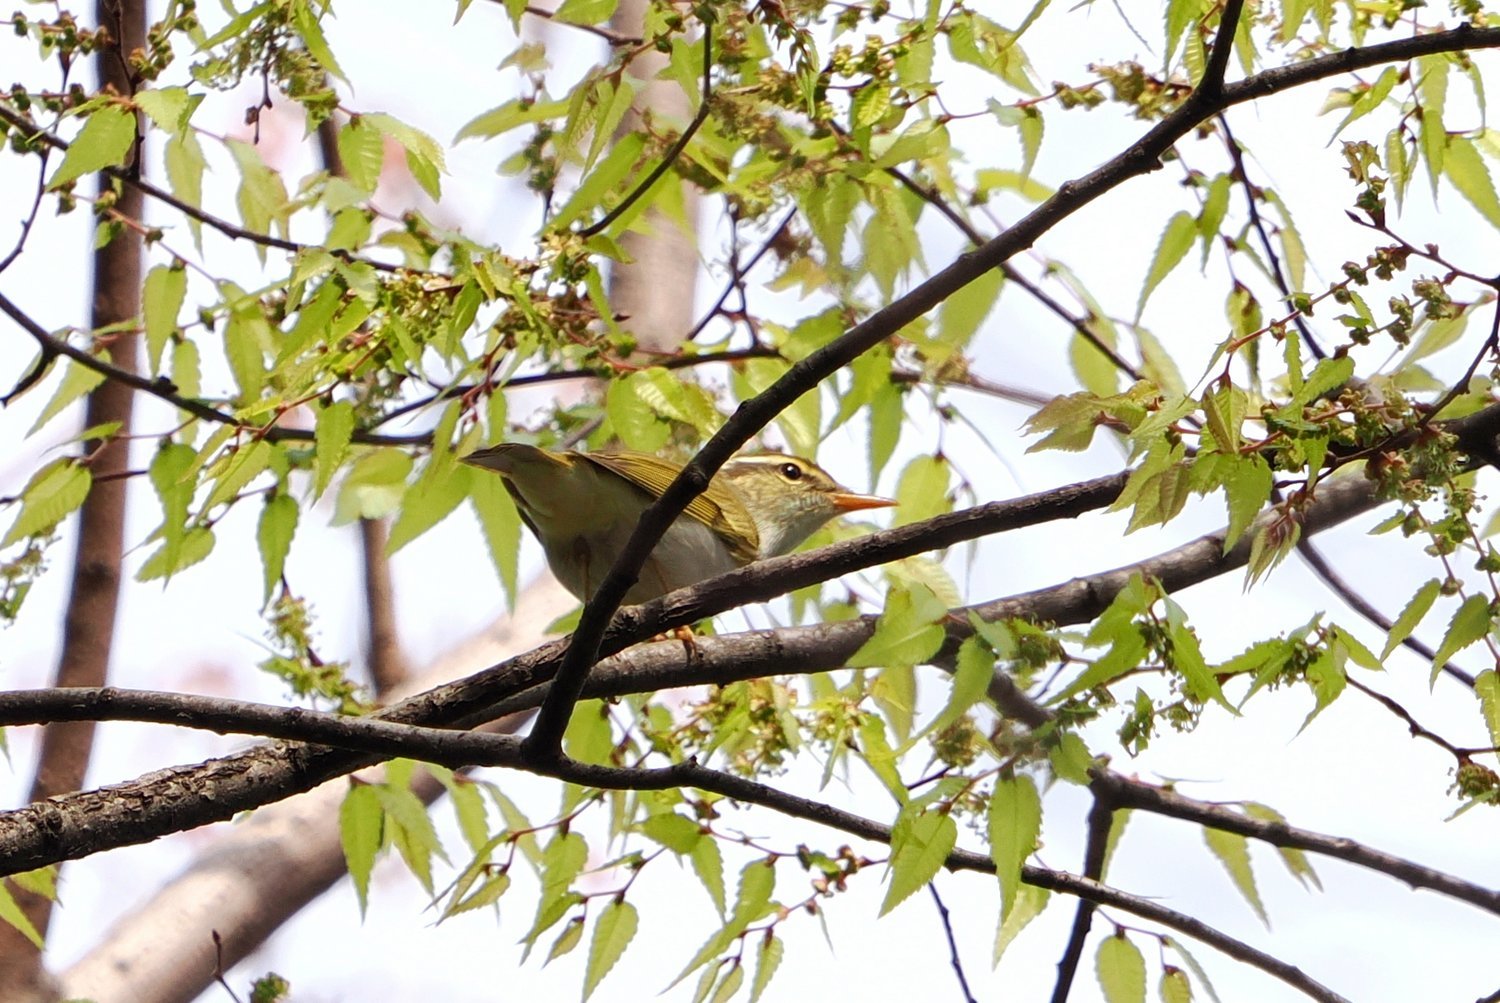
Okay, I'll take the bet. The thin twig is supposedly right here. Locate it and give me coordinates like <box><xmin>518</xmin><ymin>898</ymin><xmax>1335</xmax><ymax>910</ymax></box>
<box><xmin>928</xmin><ymin>883</ymin><xmax>979</xmax><ymax>1003</ymax></box>
<box><xmin>1216</xmin><ymin>113</ymin><xmax>1328</xmax><ymax>361</ymax></box>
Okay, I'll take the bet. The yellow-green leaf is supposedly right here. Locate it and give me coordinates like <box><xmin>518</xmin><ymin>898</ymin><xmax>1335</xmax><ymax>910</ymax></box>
<box><xmin>1381</xmin><ymin>578</ymin><xmax>1441</xmax><ymax>660</ymax></box>
<box><xmin>340</xmin><ymin>782</ymin><xmax>383</xmax><ymax>915</ymax></box>
<box><xmin>1203</xmin><ymin>828</ymin><xmax>1267</xmax><ymax>925</ymax></box>
<box><xmin>1096</xmin><ymin>933</ymin><xmax>1146</xmax><ymax>1003</ymax></box>
<box><xmin>1135</xmin><ymin>211</ymin><xmax>1196</xmax><ymax>320</ymax></box>
<box><xmin>1430</xmin><ymin>594</ymin><xmax>1493</xmax><ymax>686</ymax></box>
<box><xmin>143</xmin><ymin>264</ymin><xmax>187</xmax><ymax>375</ymax></box>
<box><xmin>49</xmin><ymin>105</ymin><xmax>136</xmax><ymax>188</ymax></box>
<box><xmin>582</xmin><ymin>899</ymin><xmax>638</xmax><ymax>1001</ymax></box>
<box><xmin>257</xmin><ymin>492</ymin><xmax>298</xmax><ymax>603</ymax></box>
<box><xmin>988</xmin><ymin>775</ymin><xmax>1041</xmax><ymax>918</ymax></box>
<box><xmin>314</xmin><ymin>400</ymin><xmax>356</xmax><ymax>500</ymax></box>
<box><xmin>880</xmin><ymin>809</ymin><xmax>956</xmax><ymax>915</ymax></box>
<box><xmin>2</xmin><ymin>460</ymin><xmax>92</xmax><ymax>547</ymax></box>
<box><xmin>0</xmin><ymin>882</ymin><xmax>43</xmax><ymax>949</ymax></box>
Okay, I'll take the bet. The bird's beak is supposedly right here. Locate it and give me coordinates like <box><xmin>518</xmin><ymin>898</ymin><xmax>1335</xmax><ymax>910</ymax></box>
<box><xmin>829</xmin><ymin>492</ymin><xmax>897</xmax><ymax>513</ymax></box>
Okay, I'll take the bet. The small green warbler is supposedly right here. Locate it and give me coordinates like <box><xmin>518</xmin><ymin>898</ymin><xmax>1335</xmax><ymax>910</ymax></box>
<box><xmin>463</xmin><ymin>444</ymin><xmax>894</xmax><ymax>603</ymax></box>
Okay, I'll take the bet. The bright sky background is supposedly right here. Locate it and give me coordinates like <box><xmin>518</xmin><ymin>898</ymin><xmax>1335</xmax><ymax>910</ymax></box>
<box><xmin>2</xmin><ymin>2</ymin><xmax>1499</xmax><ymax>1001</ymax></box>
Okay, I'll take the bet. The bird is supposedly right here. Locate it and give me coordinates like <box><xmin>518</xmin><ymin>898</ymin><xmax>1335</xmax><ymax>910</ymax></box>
<box><xmin>462</xmin><ymin>443</ymin><xmax>894</xmax><ymax>604</ymax></box>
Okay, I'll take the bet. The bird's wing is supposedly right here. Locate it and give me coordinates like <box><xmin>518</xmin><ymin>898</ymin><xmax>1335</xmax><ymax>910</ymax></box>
<box><xmin>582</xmin><ymin>452</ymin><xmax>761</xmax><ymax>565</ymax></box>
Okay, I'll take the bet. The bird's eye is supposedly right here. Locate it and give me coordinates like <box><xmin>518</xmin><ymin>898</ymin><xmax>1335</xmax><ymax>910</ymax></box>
<box><xmin>779</xmin><ymin>462</ymin><xmax>802</xmax><ymax>481</ymax></box>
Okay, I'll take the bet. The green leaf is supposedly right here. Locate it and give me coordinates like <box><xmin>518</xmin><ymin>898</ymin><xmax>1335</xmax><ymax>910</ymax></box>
<box><xmin>749</xmin><ymin>934</ymin><xmax>784</xmax><ymax>1003</ymax></box>
<box><xmin>1430</xmin><ymin>594</ymin><xmax>1493</xmax><ymax>686</ymax></box>
<box><xmin>988</xmin><ymin>775</ymin><xmax>1041</xmax><ymax>919</ymax></box>
<box><xmin>545</xmin><ymin>916</ymin><xmax>585</xmax><ymax>966</ymax></box>
<box><xmin>1165</xmin><ymin>937</ymin><xmax>1223</xmax><ymax>1003</ymax></box>
<box><xmin>582</xmin><ymin>899</ymin><xmax>637</xmax><ymax>1001</ymax></box>
<box><xmin>469</xmin><ymin>470</ymin><xmax>522</xmax><ymax>604</ymax></box>
<box><xmin>314</xmin><ymin>401</ymin><xmax>356</xmax><ymax>501</ymax></box>
<box><xmin>202</xmin><ymin>439</ymin><xmax>272</xmax><ymax>511</ymax></box>
<box><xmin>1222</xmin><ymin>455</ymin><xmax>1272</xmax><ymax>550</ymax></box>
<box><xmin>671</xmin><ymin>860</ymin><xmax>776</xmax><ymax>987</ymax></box>
<box><xmin>927</xmin><ymin>637</ymin><xmax>993</xmax><ymax>734</ymax></box>
<box><xmin>1048</xmin><ymin>731</ymin><xmax>1094</xmax><ymax>785</ymax></box>
<box><xmin>365</xmin><ymin>113</ymin><xmax>446</xmax><ymax>201</ymax></box>
<box><xmin>994</xmin><ymin>883</ymin><xmax>1049</xmax><ymax>965</ymax></box>
<box><xmin>134</xmin><ymin>87</ymin><xmax>197</xmax><ymax>133</ymax></box>
<box><xmin>0</xmin><ymin>882</ymin><xmax>43</xmax><ymax>948</ymax></box>
<box><xmin>895</xmin><ymin>454</ymin><xmax>952</xmax><ymax>527</ymax></box>
<box><xmin>49</xmin><ymin>105</ymin><xmax>136</xmax><ymax>188</ymax></box>
<box><xmin>880</xmin><ymin>809</ymin><xmax>956</xmax><ymax>915</ymax></box>
<box><xmin>2</xmin><ymin>460</ymin><xmax>92</xmax><ymax>547</ymax></box>
<box><xmin>333</xmin><ymin>449</ymin><xmax>412</xmax><ymax>523</ymax></box>
<box><xmin>1135</xmin><ymin>211</ymin><xmax>1196</xmax><ymax>321</ymax></box>
<box><xmin>1477</xmin><ymin>670</ymin><xmax>1500</xmax><ymax>749</ymax></box>
<box><xmin>691</xmin><ymin>836</ymin><xmax>727</xmax><ymax>916</ymax></box>
<box><xmin>554</xmin><ymin>0</ymin><xmax>619</xmax><ymax>24</ymax></box>
<box><xmin>1418</xmin><ymin>55</ymin><xmax>1449</xmax><ymax>194</ymax></box>
<box><xmin>1381</xmin><ymin>578</ymin><xmax>1441</xmax><ymax>660</ymax></box>
<box><xmin>1203</xmin><ymin>828</ymin><xmax>1267</xmax><ymax>925</ymax></box>
<box><xmin>143</xmin><ymin>264</ymin><xmax>187</xmax><ymax>375</ymax></box>
<box><xmin>847</xmin><ymin>584</ymin><xmax>948</xmax><ymax>669</ymax></box>
<box><xmin>1241</xmin><ymin>803</ymin><xmax>1321</xmax><ymax>890</ymax></box>
<box><xmin>166</xmin><ymin>131</ymin><xmax>206</xmax><ymax>246</ymax></box>
<box><xmin>1160</xmin><ymin>967</ymin><xmax>1194</xmax><ymax>1003</ymax></box>
<box><xmin>338</xmin><ymin>117</ymin><xmax>384</xmax><ymax>193</ymax></box>
<box><xmin>291</xmin><ymin>0</ymin><xmax>347</xmax><ymax>82</ymax></box>
<box><xmin>257</xmin><ymin>493</ymin><xmax>298</xmax><ymax>603</ymax></box>
<box><xmin>28</xmin><ymin>359</ymin><xmax>107</xmax><ymax>437</ymax></box>
<box><xmin>1096</xmin><ymin>933</ymin><xmax>1146</xmax><ymax>1003</ymax></box>
<box><xmin>1445</xmin><ymin>137</ymin><xmax>1500</xmax><ymax>228</ymax></box>
<box><xmin>376</xmin><ymin>783</ymin><xmax>447</xmax><ymax>893</ymax></box>
<box><xmin>136</xmin><ymin>524</ymin><xmax>214</xmax><ymax>582</ymax></box>
<box><xmin>339</xmin><ymin>782</ymin><xmax>384</xmax><ymax>915</ymax></box>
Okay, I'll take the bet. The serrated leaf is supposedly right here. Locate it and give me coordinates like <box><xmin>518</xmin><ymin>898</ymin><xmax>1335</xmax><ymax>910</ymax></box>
<box><xmin>582</xmin><ymin>900</ymin><xmax>637</xmax><ymax>1001</ymax></box>
<box><xmin>256</xmin><ymin>492</ymin><xmax>298</xmax><ymax>602</ymax></box>
<box><xmin>1380</xmin><ymin>578</ymin><xmax>1441</xmax><ymax>660</ymax></box>
<box><xmin>2</xmin><ymin>460</ymin><xmax>92</xmax><ymax>548</ymax></box>
<box><xmin>1097</xmin><ymin>933</ymin><xmax>1146</xmax><ymax>1003</ymax></box>
<box><xmin>50</xmin><ymin>105</ymin><xmax>136</xmax><ymax>188</ymax></box>
<box><xmin>1203</xmin><ymin>828</ymin><xmax>1267</xmax><ymax>926</ymax></box>
<box><xmin>291</xmin><ymin>0</ymin><xmax>347</xmax><ymax>82</ymax></box>
<box><xmin>1478</xmin><ymin>671</ymin><xmax>1500</xmax><ymax>748</ymax></box>
<box><xmin>376</xmin><ymin>783</ymin><xmax>446</xmax><ymax>893</ymax></box>
<box><xmin>340</xmin><ymin>782</ymin><xmax>384</xmax><ymax>915</ymax></box>
<box><xmin>691</xmin><ymin>836</ymin><xmax>726</xmax><ymax>916</ymax></box>
<box><xmin>749</xmin><ymin>934</ymin><xmax>783</xmax><ymax>1003</ymax></box>
<box><xmin>1241</xmin><ymin>803</ymin><xmax>1321</xmax><ymax>890</ymax></box>
<box><xmin>1430</xmin><ymin>594</ymin><xmax>1493</xmax><ymax>686</ymax></box>
<box><xmin>314</xmin><ymin>401</ymin><xmax>356</xmax><ymax>500</ymax></box>
<box><xmin>469</xmin><ymin>471</ymin><xmax>521</xmax><ymax>605</ymax></box>
<box><xmin>988</xmin><ymin>775</ymin><xmax>1041</xmax><ymax>919</ymax></box>
<box><xmin>880</xmin><ymin>809</ymin><xmax>956</xmax><ymax>915</ymax></box>
<box><xmin>994</xmin><ymin>883</ymin><xmax>1049</xmax><ymax>966</ymax></box>
<box><xmin>1136</xmin><ymin>211</ymin><xmax>1196</xmax><ymax>320</ymax></box>
<box><xmin>927</xmin><ymin>636</ymin><xmax>992</xmax><ymax>735</ymax></box>
<box><xmin>203</xmin><ymin>439</ymin><xmax>272</xmax><ymax>511</ymax></box>
<box><xmin>338</xmin><ymin>117</ymin><xmax>384</xmax><ymax>193</ymax></box>
<box><xmin>671</xmin><ymin>860</ymin><xmax>776</xmax><ymax>987</ymax></box>
<box><xmin>895</xmin><ymin>454</ymin><xmax>952</xmax><ymax>526</ymax></box>
<box><xmin>545</xmin><ymin>916</ymin><xmax>585</xmax><ymax>966</ymax></box>
<box><xmin>847</xmin><ymin>584</ymin><xmax>947</xmax><ymax>669</ymax></box>
<box><xmin>143</xmin><ymin>265</ymin><xmax>187</xmax><ymax>375</ymax></box>
<box><xmin>28</xmin><ymin>359</ymin><xmax>107</xmax><ymax>437</ymax></box>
